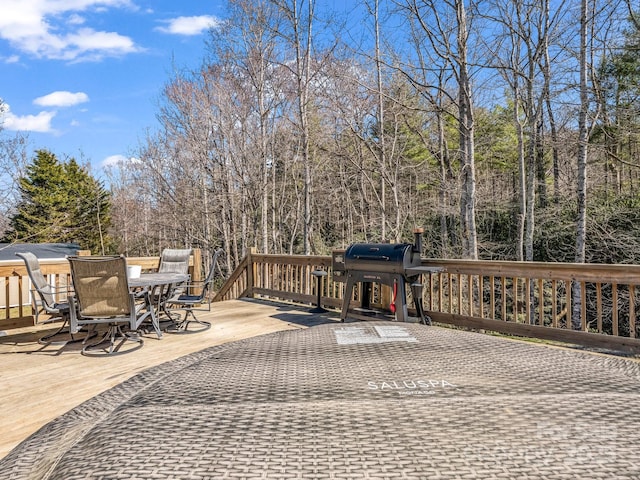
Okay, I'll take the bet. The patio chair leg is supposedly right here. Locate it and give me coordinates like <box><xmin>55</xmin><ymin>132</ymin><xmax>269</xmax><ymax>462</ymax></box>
<box><xmin>182</xmin><ymin>309</ymin><xmax>211</xmax><ymax>331</ymax></box>
<box><xmin>37</xmin><ymin>317</ymin><xmax>69</xmax><ymax>344</ymax></box>
<box><xmin>38</xmin><ymin>318</ymin><xmax>98</xmax><ymax>345</ymax></box>
<box><xmin>167</xmin><ymin>308</ymin><xmax>211</xmax><ymax>333</ymax></box>
<box><xmin>82</xmin><ymin>324</ymin><xmax>143</xmax><ymax>356</ymax></box>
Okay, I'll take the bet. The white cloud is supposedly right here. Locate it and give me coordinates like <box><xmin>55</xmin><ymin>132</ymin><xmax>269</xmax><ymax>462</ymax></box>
<box><xmin>67</xmin><ymin>28</ymin><xmax>136</xmax><ymax>51</ymax></box>
<box><xmin>102</xmin><ymin>154</ymin><xmax>139</xmax><ymax>168</ymax></box>
<box><xmin>67</xmin><ymin>14</ymin><xmax>86</xmax><ymax>26</ymax></box>
<box><xmin>0</xmin><ymin>0</ymin><xmax>141</xmax><ymax>62</ymax></box>
<box><xmin>3</xmin><ymin>55</ymin><xmax>20</xmax><ymax>64</ymax></box>
<box><xmin>0</xmin><ymin>104</ymin><xmax>56</xmax><ymax>133</ymax></box>
<box><xmin>34</xmin><ymin>91</ymin><xmax>89</xmax><ymax>107</ymax></box>
<box><xmin>155</xmin><ymin>15</ymin><xmax>219</xmax><ymax>36</ymax></box>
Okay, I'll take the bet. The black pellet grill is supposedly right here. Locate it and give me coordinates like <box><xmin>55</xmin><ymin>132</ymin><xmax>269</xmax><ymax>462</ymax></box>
<box><xmin>333</xmin><ymin>230</ymin><xmax>441</xmax><ymax>324</ymax></box>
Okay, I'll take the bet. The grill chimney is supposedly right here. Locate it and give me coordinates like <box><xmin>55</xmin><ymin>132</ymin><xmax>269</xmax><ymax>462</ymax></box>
<box><xmin>413</xmin><ymin>228</ymin><xmax>424</xmax><ymax>254</ymax></box>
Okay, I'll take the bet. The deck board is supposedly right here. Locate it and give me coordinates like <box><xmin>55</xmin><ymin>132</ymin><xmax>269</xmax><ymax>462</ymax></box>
<box><xmin>0</xmin><ymin>298</ymin><xmax>336</xmax><ymax>460</ymax></box>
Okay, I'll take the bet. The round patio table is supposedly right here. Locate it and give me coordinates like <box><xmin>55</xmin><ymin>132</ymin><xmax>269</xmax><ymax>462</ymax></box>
<box><xmin>129</xmin><ymin>272</ymin><xmax>189</xmax><ymax>338</ymax></box>
<box><xmin>2</xmin><ymin>320</ymin><xmax>640</xmax><ymax>479</ymax></box>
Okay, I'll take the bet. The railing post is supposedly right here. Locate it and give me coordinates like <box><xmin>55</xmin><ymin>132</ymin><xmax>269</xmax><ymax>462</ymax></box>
<box><xmin>190</xmin><ymin>248</ymin><xmax>203</xmax><ymax>295</ymax></box>
<box><xmin>191</xmin><ymin>248</ymin><xmax>202</xmax><ymax>282</ymax></box>
<box><xmin>246</xmin><ymin>247</ymin><xmax>257</xmax><ymax>298</ymax></box>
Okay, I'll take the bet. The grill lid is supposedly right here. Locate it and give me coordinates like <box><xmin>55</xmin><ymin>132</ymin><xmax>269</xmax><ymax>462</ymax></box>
<box><xmin>345</xmin><ymin>243</ymin><xmax>410</xmax><ymax>263</ymax></box>
<box><xmin>344</xmin><ymin>242</ymin><xmax>420</xmax><ymax>274</ymax></box>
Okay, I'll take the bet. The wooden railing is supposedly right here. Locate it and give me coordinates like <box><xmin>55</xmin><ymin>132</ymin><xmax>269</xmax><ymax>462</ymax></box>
<box><xmin>4</xmin><ymin>248</ymin><xmax>640</xmax><ymax>352</ymax></box>
<box><xmin>214</xmin><ymin>252</ymin><xmax>640</xmax><ymax>353</ymax></box>
<box><xmin>1</xmin><ymin>258</ymin><xmax>72</xmax><ymax>329</ymax></box>
<box><xmin>422</xmin><ymin>259</ymin><xmax>640</xmax><ymax>352</ymax></box>
<box><xmin>214</xmin><ymin>250</ymin><xmax>340</xmax><ymax>307</ymax></box>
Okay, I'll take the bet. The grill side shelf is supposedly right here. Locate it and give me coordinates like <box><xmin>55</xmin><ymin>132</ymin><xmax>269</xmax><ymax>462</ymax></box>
<box><xmin>404</xmin><ymin>266</ymin><xmax>445</xmax><ymax>275</ymax></box>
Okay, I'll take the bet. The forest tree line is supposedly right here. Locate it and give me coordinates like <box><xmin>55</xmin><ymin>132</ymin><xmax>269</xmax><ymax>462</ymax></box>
<box><xmin>1</xmin><ymin>0</ymin><xmax>640</xmax><ymax>273</ymax></box>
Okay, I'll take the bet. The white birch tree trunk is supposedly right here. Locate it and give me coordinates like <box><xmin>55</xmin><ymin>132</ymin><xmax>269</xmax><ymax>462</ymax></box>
<box><xmin>573</xmin><ymin>0</ymin><xmax>589</xmax><ymax>330</ymax></box>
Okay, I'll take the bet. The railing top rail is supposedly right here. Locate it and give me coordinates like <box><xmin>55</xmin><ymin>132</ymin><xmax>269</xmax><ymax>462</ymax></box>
<box><xmin>233</xmin><ymin>253</ymin><xmax>640</xmax><ymax>284</ymax></box>
<box><xmin>250</xmin><ymin>253</ymin><xmax>332</xmax><ymax>266</ymax></box>
<box><xmin>0</xmin><ymin>258</ymin><xmax>69</xmax><ymax>265</ymax></box>
<box><xmin>424</xmin><ymin>258</ymin><xmax>640</xmax><ymax>284</ymax></box>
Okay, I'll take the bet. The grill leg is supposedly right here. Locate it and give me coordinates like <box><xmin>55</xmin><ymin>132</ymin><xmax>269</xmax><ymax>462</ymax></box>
<box><xmin>395</xmin><ymin>277</ymin><xmax>408</xmax><ymax>323</ymax></box>
<box><xmin>361</xmin><ymin>282</ymin><xmax>372</xmax><ymax>310</ymax></box>
<box><xmin>340</xmin><ymin>277</ymin><xmax>356</xmax><ymax>322</ymax></box>
<box><xmin>411</xmin><ymin>281</ymin><xmax>431</xmax><ymax>325</ymax></box>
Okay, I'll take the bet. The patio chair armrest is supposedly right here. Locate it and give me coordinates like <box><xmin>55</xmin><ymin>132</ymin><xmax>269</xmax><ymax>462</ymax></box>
<box><xmin>33</xmin><ymin>284</ymin><xmax>71</xmax><ymax>295</ymax></box>
<box><xmin>68</xmin><ymin>295</ymin><xmax>81</xmax><ymax>334</ymax></box>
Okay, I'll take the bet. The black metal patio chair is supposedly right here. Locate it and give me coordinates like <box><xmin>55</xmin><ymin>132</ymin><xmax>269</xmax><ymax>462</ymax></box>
<box><xmin>151</xmin><ymin>247</ymin><xmax>192</xmax><ymax>320</ymax></box>
<box><xmin>67</xmin><ymin>255</ymin><xmax>144</xmax><ymax>356</ymax></box>
<box><xmin>166</xmin><ymin>249</ymin><xmax>223</xmax><ymax>332</ymax></box>
<box><xmin>15</xmin><ymin>251</ymin><xmax>80</xmax><ymax>344</ymax></box>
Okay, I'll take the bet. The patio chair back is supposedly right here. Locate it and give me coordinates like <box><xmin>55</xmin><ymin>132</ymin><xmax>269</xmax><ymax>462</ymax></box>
<box><xmin>15</xmin><ymin>251</ymin><xmax>56</xmax><ymax>309</ymax></box>
<box><xmin>67</xmin><ymin>255</ymin><xmax>143</xmax><ymax>355</ymax></box>
<box><xmin>68</xmin><ymin>256</ymin><xmax>132</xmax><ymax>318</ymax></box>
<box><xmin>165</xmin><ymin>249</ymin><xmax>224</xmax><ymax>331</ymax></box>
<box><xmin>16</xmin><ymin>251</ymin><xmax>77</xmax><ymax>344</ymax></box>
<box><xmin>158</xmin><ymin>248</ymin><xmax>191</xmax><ymax>275</ymax></box>
<box><xmin>200</xmin><ymin>249</ymin><xmax>223</xmax><ymax>299</ymax></box>
<box><xmin>180</xmin><ymin>248</ymin><xmax>222</xmax><ymax>303</ymax></box>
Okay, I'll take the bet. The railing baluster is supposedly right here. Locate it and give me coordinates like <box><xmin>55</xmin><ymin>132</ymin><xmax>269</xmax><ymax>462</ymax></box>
<box><xmin>3</xmin><ymin>278</ymin><xmax>9</xmax><ymax>320</ymax></box>
<box><xmin>538</xmin><ymin>278</ymin><xmax>544</xmax><ymax>326</ymax></box>
<box><xmin>581</xmin><ymin>281</ymin><xmax>587</xmax><ymax>331</ymax></box>
<box><xmin>468</xmin><ymin>274</ymin><xmax>473</xmax><ymax>317</ymax></box>
<box><xmin>501</xmin><ymin>277</ymin><xmax>507</xmax><ymax>321</ymax></box>
<box><xmin>612</xmin><ymin>283</ymin><xmax>619</xmax><ymax>336</ymax></box>
<box><xmin>596</xmin><ymin>283</ymin><xmax>603</xmax><ymax>333</ymax></box>
<box><xmin>428</xmin><ymin>273</ymin><xmax>434</xmax><ymax>311</ymax></box>
<box><xmin>439</xmin><ymin>274</ymin><xmax>443</xmax><ymax>312</ymax></box>
<box><xmin>525</xmin><ymin>278</ymin><xmax>531</xmax><ymax>325</ymax></box>
<box><xmin>479</xmin><ymin>275</ymin><xmax>484</xmax><ymax>319</ymax></box>
<box><xmin>457</xmin><ymin>274</ymin><xmax>463</xmax><ymax>315</ymax></box>
<box><xmin>552</xmin><ymin>280</ymin><xmax>558</xmax><ymax>328</ymax></box>
<box><xmin>286</xmin><ymin>264</ymin><xmax>291</xmax><ymax>293</ymax></box>
<box><xmin>512</xmin><ymin>277</ymin><xmax>520</xmax><ymax>322</ymax></box>
<box><xmin>565</xmin><ymin>280</ymin><xmax>572</xmax><ymax>329</ymax></box>
<box><xmin>448</xmin><ymin>273</ymin><xmax>453</xmax><ymax>314</ymax></box>
<box><xmin>490</xmin><ymin>276</ymin><xmax>495</xmax><ymax>320</ymax></box>
<box><xmin>630</xmin><ymin>285</ymin><xmax>636</xmax><ymax>338</ymax></box>
<box><xmin>17</xmin><ymin>275</ymin><xmax>24</xmax><ymax>318</ymax></box>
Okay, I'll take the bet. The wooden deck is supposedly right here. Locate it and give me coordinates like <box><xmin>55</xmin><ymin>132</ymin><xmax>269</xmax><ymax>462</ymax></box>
<box><xmin>0</xmin><ymin>298</ymin><xmax>337</xmax><ymax>460</ymax></box>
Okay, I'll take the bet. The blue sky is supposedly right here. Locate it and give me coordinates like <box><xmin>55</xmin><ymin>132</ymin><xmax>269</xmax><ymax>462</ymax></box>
<box><xmin>0</xmin><ymin>0</ymin><xmax>222</xmax><ymax>174</ymax></box>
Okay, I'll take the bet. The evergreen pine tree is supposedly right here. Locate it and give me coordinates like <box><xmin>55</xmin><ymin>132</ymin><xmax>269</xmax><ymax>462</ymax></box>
<box><xmin>2</xmin><ymin>149</ymin><xmax>113</xmax><ymax>253</ymax></box>
<box><xmin>65</xmin><ymin>158</ymin><xmax>114</xmax><ymax>253</ymax></box>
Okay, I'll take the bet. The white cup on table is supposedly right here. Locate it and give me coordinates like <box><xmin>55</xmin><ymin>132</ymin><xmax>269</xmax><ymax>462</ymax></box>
<box><xmin>127</xmin><ymin>265</ymin><xmax>142</xmax><ymax>279</ymax></box>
